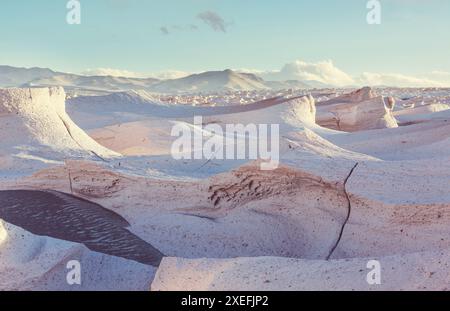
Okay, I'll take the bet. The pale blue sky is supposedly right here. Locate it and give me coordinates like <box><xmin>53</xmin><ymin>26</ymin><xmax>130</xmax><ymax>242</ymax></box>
<box><xmin>0</xmin><ymin>0</ymin><xmax>449</xmax><ymax>76</ymax></box>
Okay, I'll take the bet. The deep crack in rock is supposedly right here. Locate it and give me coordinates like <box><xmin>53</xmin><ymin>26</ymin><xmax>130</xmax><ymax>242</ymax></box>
<box><xmin>58</xmin><ymin>115</ymin><xmax>107</xmax><ymax>162</ymax></box>
<box><xmin>326</xmin><ymin>162</ymin><xmax>359</xmax><ymax>260</ymax></box>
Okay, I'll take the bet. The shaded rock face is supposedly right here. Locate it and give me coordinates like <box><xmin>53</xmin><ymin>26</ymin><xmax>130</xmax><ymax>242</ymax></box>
<box><xmin>316</xmin><ymin>87</ymin><xmax>398</xmax><ymax>132</ymax></box>
<box><xmin>384</xmin><ymin>96</ymin><xmax>396</xmax><ymax>110</ymax></box>
<box><xmin>0</xmin><ymin>190</ymin><xmax>164</xmax><ymax>266</ymax></box>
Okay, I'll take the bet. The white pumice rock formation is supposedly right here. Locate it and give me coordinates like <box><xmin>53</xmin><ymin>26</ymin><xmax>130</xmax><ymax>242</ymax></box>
<box><xmin>0</xmin><ymin>87</ymin><xmax>117</xmax><ymax>156</ymax></box>
<box><xmin>316</xmin><ymin>87</ymin><xmax>398</xmax><ymax>132</ymax></box>
<box><xmin>0</xmin><ymin>87</ymin><xmax>118</xmax><ymax>177</ymax></box>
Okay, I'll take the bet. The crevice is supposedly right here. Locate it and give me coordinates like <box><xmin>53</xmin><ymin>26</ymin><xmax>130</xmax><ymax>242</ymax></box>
<box><xmin>175</xmin><ymin>213</ymin><xmax>218</xmax><ymax>222</ymax></box>
<box><xmin>89</xmin><ymin>150</ymin><xmax>108</xmax><ymax>163</ymax></box>
<box><xmin>326</xmin><ymin>162</ymin><xmax>359</xmax><ymax>260</ymax></box>
<box><xmin>66</xmin><ymin>161</ymin><xmax>74</xmax><ymax>195</ymax></box>
<box><xmin>331</xmin><ymin>112</ymin><xmax>342</xmax><ymax>131</ymax></box>
<box><xmin>57</xmin><ymin>115</ymin><xmax>107</xmax><ymax>162</ymax></box>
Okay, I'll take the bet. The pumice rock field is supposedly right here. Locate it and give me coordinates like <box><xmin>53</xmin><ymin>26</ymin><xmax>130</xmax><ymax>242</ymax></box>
<box><xmin>1</xmin><ymin>75</ymin><xmax>449</xmax><ymax>290</ymax></box>
<box><xmin>2</xmin><ymin>0</ymin><xmax>450</xmax><ymax>292</ymax></box>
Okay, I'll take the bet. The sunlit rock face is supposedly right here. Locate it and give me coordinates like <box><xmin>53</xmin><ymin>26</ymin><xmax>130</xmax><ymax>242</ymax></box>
<box><xmin>0</xmin><ymin>220</ymin><xmax>7</xmax><ymax>246</ymax></box>
<box><xmin>316</xmin><ymin>87</ymin><xmax>398</xmax><ymax>132</ymax></box>
<box><xmin>0</xmin><ymin>87</ymin><xmax>118</xmax><ymax>177</ymax></box>
<box><xmin>0</xmin><ymin>87</ymin><xmax>117</xmax><ymax>156</ymax></box>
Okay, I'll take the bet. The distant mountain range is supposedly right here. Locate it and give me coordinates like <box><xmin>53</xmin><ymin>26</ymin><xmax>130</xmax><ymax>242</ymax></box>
<box><xmin>0</xmin><ymin>65</ymin><xmax>325</xmax><ymax>93</ymax></box>
<box><xmin>0</xmin><ymin>66</ymin><xmax>57</xmax><ymax>87</ymax></box>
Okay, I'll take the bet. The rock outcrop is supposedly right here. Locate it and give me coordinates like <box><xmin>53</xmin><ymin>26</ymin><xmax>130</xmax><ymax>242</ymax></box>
<box><xmin>0</xmin><ymin>88</ymin><xmax>118</xmax><ymax>176</ymax></box>
<box><xmin>0</xmin><ymin>87</ymin><xmax>117</xmax><ymax>157</ymax></box>
<box><xmin>316</xmin><ymin>87</ymin><xmax>398</xmax><ymax>132</ymax></box>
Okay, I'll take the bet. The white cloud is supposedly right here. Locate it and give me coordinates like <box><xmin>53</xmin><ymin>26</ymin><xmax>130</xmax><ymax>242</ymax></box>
<box><xmin>80</xmin><ymin>68</ymin><xmax>191</xmax><ymax>80</ymax></box>
<box><xmin>80</xmin><ymin>62</ymin><xmax>450</xmax><ymax>87</ymax></box>
<box><xmin>261</xmin><ymin>60</ymin><xmax>355</xmax><ymax>87</ymax></box>
<box><xmin>234</xmin><ymin>68</ymin><xmax>266</xmax><ymax>75</ymax></box>
<box><xmin>254</xmin><ymin>59</ymin><xmax>450</xmax><ymax>87</ymax></box>
<box><xmin>356</xmin><ymin>72</ymin><xmax>448</xmax><ymax>88</ymax></box>
<box><xmin>149</xmin><ymin>70</ymin><xmax>191</xmax><ymax>80</ymax></box>
<box><xmin>81</xmin><ymin>68</ymin><xmax>147</xmax><ymax>78</ymax></box>
<box><xmin>430</xmin><ymin>70</ymin><xmax>450</xmax><ymax>76</ymax></box>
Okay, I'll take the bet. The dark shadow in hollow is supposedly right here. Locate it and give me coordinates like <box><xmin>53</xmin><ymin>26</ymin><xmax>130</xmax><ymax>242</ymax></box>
<box><xmin>0</xmin><ymin>190</ymin><xmax>164</xmax><ymax>267</ymax></box>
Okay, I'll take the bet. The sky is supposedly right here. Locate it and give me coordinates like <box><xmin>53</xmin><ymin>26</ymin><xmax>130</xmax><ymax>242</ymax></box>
<box><xmin>1</xmin><ymin>0</ymin><xmax>450</xmax><ymax>86</ymax></box>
